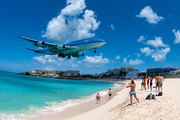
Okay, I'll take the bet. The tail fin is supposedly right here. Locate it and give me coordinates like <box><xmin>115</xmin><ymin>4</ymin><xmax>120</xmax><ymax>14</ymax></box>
<box><xmin>26</xmin><ymin>48</ymin><xmax>39</xmax><ymax>52</ymax></box>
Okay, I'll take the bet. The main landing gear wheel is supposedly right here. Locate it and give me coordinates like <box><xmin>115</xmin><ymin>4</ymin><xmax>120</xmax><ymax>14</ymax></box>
<box><xmin>94</xmin><ymin>48</ymin><xmax>97</xmax><ymax>53</ymax></box>
<box><xmin>58</xmin><ymin>53</ymin><xmax>62</xmax><ymax>57</ymax></box>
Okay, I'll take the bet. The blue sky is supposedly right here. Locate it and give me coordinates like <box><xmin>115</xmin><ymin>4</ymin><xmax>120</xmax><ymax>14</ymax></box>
<box><xmin>0</xmin><ymin>0</ymin><xmax>180</xmax><ymax>74</ymax></box>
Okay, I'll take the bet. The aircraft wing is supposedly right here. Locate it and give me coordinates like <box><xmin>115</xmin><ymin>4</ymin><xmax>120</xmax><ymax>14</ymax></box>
<box><xmin>18</xmin><ymin>35</ymin><xmax>77</xmax><ymax>51</ymax></box>
<box><xmin>17</xmin><ymin>36</ymin><xmax>57</xmax><ymax>47</ymax></box>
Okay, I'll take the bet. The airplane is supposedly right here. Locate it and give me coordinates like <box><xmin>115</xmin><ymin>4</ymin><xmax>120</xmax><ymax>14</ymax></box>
<box><xmin>18</xmin><ymin>36</ymin><xmax>106</xmax><ymax>59</ymax></box>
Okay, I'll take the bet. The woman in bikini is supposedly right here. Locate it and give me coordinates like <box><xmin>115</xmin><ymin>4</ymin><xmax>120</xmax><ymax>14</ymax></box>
<box><xmin>147</xmin><ymin>76</ymin><xmax>150</xmax><ymax>89</ymax></box>
<box><xmin>126</xmin><ymin>80</ymin><xmax>140</xmax><ymax>105</ymax></box>
<box><xmin>149</xmin><ymin>76</ymin><xmax>153</xmax><ymax>92</ymax></box>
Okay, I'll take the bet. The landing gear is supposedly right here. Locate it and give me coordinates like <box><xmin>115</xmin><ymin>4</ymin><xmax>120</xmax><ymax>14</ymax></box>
<box><xmin>58</xmin><ymin>53</ymin><xmax>62</xmax><ymax>57</ymax></box>
<box><xmin>68</xmin><ymin>56</ymin><xmax>71</xmax><ymax>59</ymax></box>
<box><xmin>94</xmin><ymin>48</ymin><xmax>97</xmax><ymax>53</ymax></box>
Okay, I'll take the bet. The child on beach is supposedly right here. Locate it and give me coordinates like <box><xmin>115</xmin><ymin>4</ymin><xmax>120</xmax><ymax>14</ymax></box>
<box><xmin>126</xmin><ymin>80</ymin><xmax>140</xmax><ymax>105</ymax></box>
<box><xmin>96</xmin><ymin>93</ymin><xmax>101</xmax><ymax>104</ymax></box>
<box><xmin>108</xmin><ymin>88</ymin><xmax>113</xmax><ymax>100</ymax></box>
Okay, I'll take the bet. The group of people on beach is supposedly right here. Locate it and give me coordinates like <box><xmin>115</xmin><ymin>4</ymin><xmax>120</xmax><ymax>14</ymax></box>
<box><xmin>127</xmin><ymin>73</ymin><xmax>165</xmax><ymax>105</ymax></box>
<box><xmin>141</xmin><ymin>73</ymin><xmax>165</xmax><ymax>92</ymax></box>
<box><xmin>96</xmin><ymin>73</ymin><xmax>165</xmax><ymax>105</ymax></box>
<box><xmin>96</xmin><ymin>88</ymin><xmax>113</xmax><ymax>104</ymax></box>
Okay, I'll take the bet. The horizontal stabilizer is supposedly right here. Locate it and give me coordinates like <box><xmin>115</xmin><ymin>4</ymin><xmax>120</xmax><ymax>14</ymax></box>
<box><xmin>26</xmin><ymin>48</ymin><xmax>38</xmax><ymax>52</ymax></box>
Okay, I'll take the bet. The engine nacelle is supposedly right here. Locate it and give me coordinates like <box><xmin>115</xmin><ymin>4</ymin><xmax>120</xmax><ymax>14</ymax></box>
<box><xmin>74</xmin><ymin>53</ymin><xmax>84</xmax><ymax>58</ymax></box>
<box><xmin>37</xmin><ymin>41</ymin><xmax>45</xmax><ymax>47</ymax></box>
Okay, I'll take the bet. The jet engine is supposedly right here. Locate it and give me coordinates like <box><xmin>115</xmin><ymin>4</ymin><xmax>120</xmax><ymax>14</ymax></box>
<box><xmin>37</xmin><ymin>41</ymin><xmax>45</xmax><ymax>47</ymax></box>
<box><xmin>74</xmin><ymin>53</ymin><xmax>84</xmax><ymax>58</ymax></box>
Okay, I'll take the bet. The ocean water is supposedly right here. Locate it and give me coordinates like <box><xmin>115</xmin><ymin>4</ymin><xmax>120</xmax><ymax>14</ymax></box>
<box><xmin>0</xmin><ymin>71</ymin><xmax>114</xmax><ymax>119</ymax></box>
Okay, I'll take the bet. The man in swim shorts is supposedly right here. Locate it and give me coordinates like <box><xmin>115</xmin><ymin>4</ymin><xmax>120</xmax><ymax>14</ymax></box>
<box><xmin>158</xmin><ymin>74</ymin><xmax>165</xmax><ymax>92</ymax></box>
<box><xmin>108</xmin><ymin>88</ymin><xmax>113</xmax><ymax>100</ymax></box>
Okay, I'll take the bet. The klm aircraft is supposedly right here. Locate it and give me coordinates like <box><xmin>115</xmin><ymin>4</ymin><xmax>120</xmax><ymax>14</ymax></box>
<box><xmin>18</xmin><ymin>36</ymin><xmax>106</xmax><ymax>59</ymax></box>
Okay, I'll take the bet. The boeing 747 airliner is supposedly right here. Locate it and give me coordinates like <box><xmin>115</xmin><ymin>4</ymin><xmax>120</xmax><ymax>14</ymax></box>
<box><xmin>18</xmin><ymin>36</ymin><xmax>106</xmax><ymax>59</ymax></box>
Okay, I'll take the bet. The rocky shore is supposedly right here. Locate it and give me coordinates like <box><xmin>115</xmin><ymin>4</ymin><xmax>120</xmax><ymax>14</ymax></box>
<box><xmin>18</xmin><ymin>72</ymin><xmax>123</xmax><ymax>81</ymax></box>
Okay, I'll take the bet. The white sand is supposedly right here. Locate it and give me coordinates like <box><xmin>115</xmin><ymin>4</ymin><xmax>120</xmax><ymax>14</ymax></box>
<box><xmin>29</xmin><ymin>79</ymin><xmax>180</xmax><ymax>120</ymax></box>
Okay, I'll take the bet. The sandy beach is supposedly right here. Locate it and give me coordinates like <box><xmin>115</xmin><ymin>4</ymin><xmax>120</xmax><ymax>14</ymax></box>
<box><xmin>29</xmin><ymin>78</ymin><xmax>180</xmax><ymax>120</ymax></box>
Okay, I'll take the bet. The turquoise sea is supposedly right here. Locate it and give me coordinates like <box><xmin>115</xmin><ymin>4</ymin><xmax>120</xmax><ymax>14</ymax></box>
<box><xmin>0</xmin><ymin>71</ymin><xmax>114</xmax><ymax>119</ymax></box>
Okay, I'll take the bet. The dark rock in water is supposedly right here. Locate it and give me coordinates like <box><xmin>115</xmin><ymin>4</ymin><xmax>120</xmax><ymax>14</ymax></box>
<box><xmin>19</xmin><ymin>72</ymin><xmax>31</xmax><ymax>75</ymax></box>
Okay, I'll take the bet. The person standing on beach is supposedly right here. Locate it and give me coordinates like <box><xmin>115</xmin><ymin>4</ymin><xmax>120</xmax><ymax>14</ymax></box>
<box><xmin>155</xmin><ymin>74</ymin><xmax>159</xmax><ymax>91</ymax></box>
<box><xmin>147</xmin><ymin>75</ymin><xmax>150</xmax><ymax>89</ymax></box>
<box><xmin>126</xmin><ymin>80</ymin><xmax>140</xmax><ymax>105</ymax></box>
<box><xmin>141</xmin><ymin>74</ymin><xmax>144</xmax><ymax>90</ymax></box>
<box><xmin>96</xmin><ymin>93</ymin><xmax>101</xmax><ymax>104</ymax></box>
<box><xmin>158</xmin><ymin>74</ymin><xmax>165</xmax><ymax>92</ymax></box>
<box><xmin>108</xmin><ymin>88</ymin><xmax>113</xmax><ymax>100</ymax></box>
<box><xmin>149</xmin><ymin>76</ymin><xmax>153</xmax><ymax>92</ymax></box>
<box><xmin>141</xmin><ymin>74</ymin><xmax>146</xmax><ymax>90</ymax></box>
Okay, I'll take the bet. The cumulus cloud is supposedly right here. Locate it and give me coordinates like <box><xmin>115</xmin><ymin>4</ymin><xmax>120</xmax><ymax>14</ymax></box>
<box><xmin>172</xmin><ymin>29</ymin><xmax>180</xmax><ymax>44</ymax></box>
<box><xmin>115</xmin><ymin>55</ymin><xmax>120</xmax><ymax>60</ymax></box>
<box><xmin>136</xmin><ymin>6</ymin><xmax>164</xmax><ymax>24</ymax></box>
<box><xmin>83</xmin><ymin>54</ymin><xmax>109</xmax><ymax>67</ymax></box>
<box><xmin>44</xmin><ymin>65</ymin><xmax>54</xmax><ymax>71</ymax></box>
<box><xmin>129</xmin><ymin>58</ymin><xmax>144</xmax><ymax>65</ymax></box>
<box><xmin>33</xmin><ymin>55</ymin><xmax>82</xmax><ymax>67</ymax></box>
<box><xmin>151</xmin><ymin>47</ymin><xmax>170</xmax><ymax>62</ymax></box>
<box><xmin>111</xmin><ymin>24</ymin><xmax>114</xmax><ymax>30</ymax></box>
<box><xmin>33</xmin><ymin>55</ymin><xmax>57</xmax><ymax>64</ymax></box>
<box><xmin>123</xmin><ymin>57</ymin><xmax>127</xmax><ymax>64</ymax></box>
<box><xmin>128</xmin><ymin>55</ymin><xmax>131</xmax><ymax>57</ymax></box>
<box><xmin>42</xmin><ymin>0</ymin><xmax>100</xmax><ymax>44</ymax></box>
<box><xmin>136</xmin><ymin>53</ymin><xmax>141</xmax><ymax>57</ymax></box>
<box><xmin>140</xmin><ymin>47</ymin><xmax>154</xmax><ymax>56</ymax></box>
<box><xmin>146</xmin><ymin>37</ymin><xmax>168</xmax><ymax>48</ymax></box>
<box><xmin>137</xmin><ymin>36</ymin><xmax>145</xmax><ymax>42</ymax></box>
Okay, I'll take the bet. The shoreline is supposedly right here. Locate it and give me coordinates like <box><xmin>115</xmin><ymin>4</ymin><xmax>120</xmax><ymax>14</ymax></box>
<box><xmin>29</xmin><ymin>78</ymin><xmax>180</xmax><ymax>120</ymax></box>
<box><xmin>28</xmin><ymin>81</ymin><xmax>127</xmax><ymax>120</ymax></box>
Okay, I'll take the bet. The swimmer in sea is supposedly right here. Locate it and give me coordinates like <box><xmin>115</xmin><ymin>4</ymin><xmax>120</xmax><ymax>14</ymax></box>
<box><xmin>126</xmin><ymin>80</ymin><xmax>140</xmax><ymax>105</ymax></box>
<box><xmin>96</xmin><ymin>93</ymin><xmax>101</xmax><ymax>104</ymax></box>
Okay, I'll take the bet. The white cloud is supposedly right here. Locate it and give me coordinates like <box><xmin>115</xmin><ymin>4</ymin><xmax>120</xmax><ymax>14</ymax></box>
<box><xmin>44</xmin><ymin>65</ymin><xmax>54</xmax><ymax>71</ymax></box>
<box><xmin>33</xmin><ymin>55</ymin><xmax>57</xmax><ymax>64</ymax></box>
<box><xmin>172</xmin><ymin>29</ymin><xmax>180</xmax><ymax>44</ymax></box>
<box><xmin>33</xmin><ymin>55</ymin><xmax>82</xmax><ymax>67</ymax></box>
<box><xmin>68</xmin><ymin>57</ymin><xmax>82</xmax><ymax>67</ymax></box>
<box><xmin>151</xmin><ymin>47</ymin><xmax>170</xmax><ymax>62</ymax></box>
<box><xmin>42</xmin><ymin>0</ymin><xmax>100</xmax><ymax>44</ymax></box>
<box><xmin>140</xmin><ymin>47</ymin><xmax>154</xmax><ymax>56</ymax></box>
<box><xmin>146</xmin><ymin>37</ymin><xmax>168</xmax><ymax>48</ymax></box>
<box><xmin>111</xmin><ymin>24</ymin><xmax>114</xmax><ymax>30</ymax></box>
<box><xmin>83</xmin><ymin>54</ymin><xmax>109</xmax><ymax>67</ymax></box>
<box><xmin>128</xmin><ymin>55</ymin><xmax>131</xmax><ymax>57</ymax></box>
<box><xmin>136</xmin><ymin>6</ymin><xmax>164</xmax><ymax>24</ymax></box>
<box><xmin>137</xmin><ymin>36</ymin><xmax>145</xmax><ymax>42</ymax></box>
<box><xmin>129</xmin><ymin>58</ymin><xmax>144</xmax><ymax>65</ymax></box>
<box><xmin>123</xmin><ymin>57</ymin><xmax>127</xmax><ymax>64</ymax></box>
<box><xmin>115</xmin><ymin>55</ymin><xmax>120</xmax><ymax>60</ymax></box>
<box><xmin>136</xmin><ymin>53</ymin><xmax>141</xmax><ymax>57</ymax></box>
